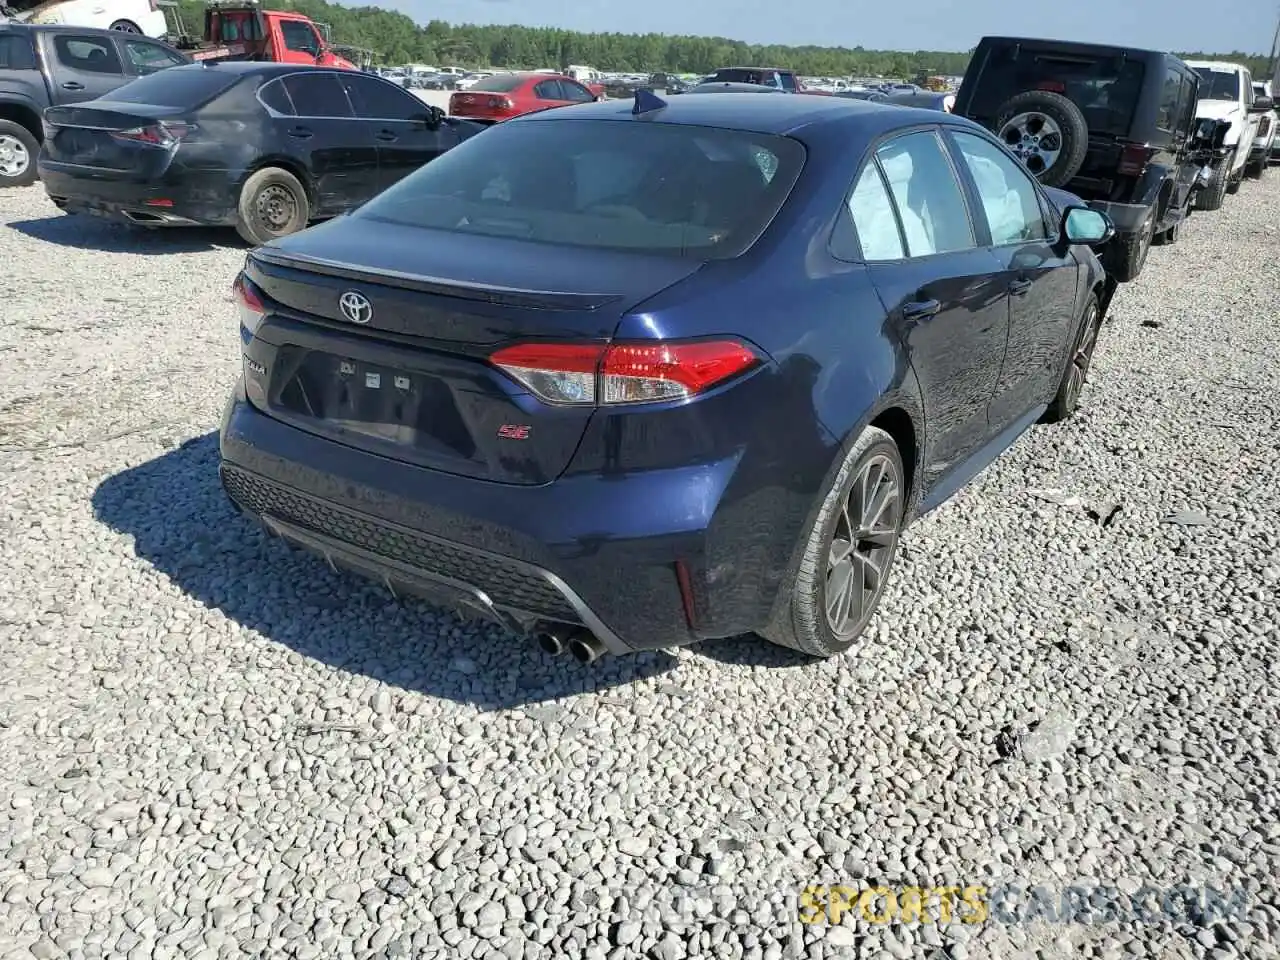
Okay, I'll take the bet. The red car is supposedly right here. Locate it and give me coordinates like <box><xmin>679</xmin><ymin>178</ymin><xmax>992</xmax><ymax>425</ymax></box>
<box><xmin>449</xmin><ymin>73</ymin><xmax>604</xmax><ymax>123</ymax></box>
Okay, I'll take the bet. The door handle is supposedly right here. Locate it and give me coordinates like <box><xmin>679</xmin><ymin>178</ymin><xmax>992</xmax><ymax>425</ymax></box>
<box><xmin>1009</xmin><ymin>279</ymin><xmax>1032</xmax><ymax>297</ymax></box>
<box><xmin>902</xmin><ymin>299</ymin><xmax>941</xmax><ymax>323</ymax></box>
<box><xmin>375</xmin><ymin>130</ymin><xmax>397</xmax><ymax>142</ymax></box>
<box><xmin>61</xmin><ymin>81</ymin><xmax>85</xmax><ymax>90</ymax></box>
<box><xmin>287</xmin><ymin>126</ymin><xmax>313</xmax><ymax>139</ymax></box>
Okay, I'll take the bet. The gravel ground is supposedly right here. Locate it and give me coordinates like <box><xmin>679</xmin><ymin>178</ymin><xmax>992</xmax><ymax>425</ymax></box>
<box><xmin>0</xmin><ymin>177</ymin><xmax>1278</xmax><ymax>960</ymax></box>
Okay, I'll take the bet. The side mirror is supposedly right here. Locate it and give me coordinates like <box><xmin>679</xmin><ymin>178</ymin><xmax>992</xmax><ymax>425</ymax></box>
<box><xmin>416</xmin><ymin>105</ymin><xmax>446</xmax><ymax>129</ymax></box>
<box><xmin>1062</xmin><ymin>206</ymin><xmax>1114</xmax><ymax>247</ymax></box>
<box><xmin>1251</xmin><ymin>96</ymin><xmax>1274</xmax><ymax>112</ymax></box>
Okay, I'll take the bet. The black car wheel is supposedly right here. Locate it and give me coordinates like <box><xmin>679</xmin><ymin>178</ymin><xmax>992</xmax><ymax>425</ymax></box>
<box><xmin>0</xmin><ymin>120</ymin><xmax>39</xmax><ymax>188</ymax></box>
<box><xmin>1195</xmin><ymin>153</ymin><xmax>1232</xmax><ymax>211</ymax></box>
<box><xmin>1043</xmin><ymin>296</ymin><xmax>1101</xmax><ymax>423</ymax></box>
<box><xmin>109</xmin><ymin>20</ymin><xmax>142</xmax><ymax>32</ymax></box>
<box><xmin>764</xmin><ymin>426</ymin><xmax>904</xmax><ymax>658</ymax></box>
<box><xmin>236</xmin><ymin>167</ymin><xmax>311</xmax><ymax>246</ymax></box>
<box><xmin>994</xmin><ymin>90</ymin><xmax>1089</xmax><ymax>188</ymax></box>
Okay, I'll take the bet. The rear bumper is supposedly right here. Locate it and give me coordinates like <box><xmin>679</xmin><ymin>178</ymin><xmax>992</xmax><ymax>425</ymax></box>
<box><xmin>37</xmin><ymin>164</ymin><xmax>238</xmax><ymax>227</ymax></box>
<box><xmin>1086</xmin><ymin>199</ymin><xmax>1150</xmax><ymax>234</ymax></box>
<box><xmin>218</xmin><ymin>381</ymin><xmax>784</xmax><ymax>653</ymax></box>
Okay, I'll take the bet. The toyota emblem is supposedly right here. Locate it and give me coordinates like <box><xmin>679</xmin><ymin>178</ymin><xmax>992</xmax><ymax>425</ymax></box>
<box><xmin>338</xmin><ymin>290</ymin><xmax>372</xmax><ymax>324</ymax></box>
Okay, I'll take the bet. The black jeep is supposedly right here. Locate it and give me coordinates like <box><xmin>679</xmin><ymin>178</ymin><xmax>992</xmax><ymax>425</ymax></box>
<box><xmin>954</xmin><ymin>37</ymin><xmax>1224</xmax><ymax>283</ymax></box>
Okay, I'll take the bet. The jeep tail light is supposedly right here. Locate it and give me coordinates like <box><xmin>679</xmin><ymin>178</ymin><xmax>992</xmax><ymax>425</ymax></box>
<box><xmin>1117</xmin><ymin>143</ymin><xmax>1156</xmax><ymax>176</ymax></box>
<box><xmin>110</xmin><ymin>121</ymin><xmax>195</xmax><ymax>147</ymax></box>
<box><xmin>489</xmin><ymin>340</ymin><xmax>762</xmax><ymax>406</ymax></box>
<box><xmin>1036</xmin><ymin>80</ymin><xmax>1067</xmax><ymax>93</ymax></box>
<box><xmin>232</xmin><ymin>272</ymin><xmax>266</xmax><ymax>337</ymax></box>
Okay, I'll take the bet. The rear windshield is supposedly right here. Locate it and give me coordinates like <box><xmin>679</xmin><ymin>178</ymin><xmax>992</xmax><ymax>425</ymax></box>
<box><xmin>105</xmin><ymin>68</ymin><xmax>239</xmax><ymax>107</ymax></box>
<box><xmin>355</xmin><ymin>118</ymin><xmax>805</xmax><ymax>259</ymax></box>
<box><xmin>468</xmin><ymin>74</ymin><xmax>524</xmax><ymax>93</ymax></box>
<box><xmin>712</xmin><ymin>69</ymin><xmax>771</xmax><ymax>86</ymax></box>
<box><xmin>970</xmin><ymin>50</ymin><xmax>1147</xmax><ymax>136</ymax></box>
<box><xmin>1194</xmin><ymin>69</ymin><xmax>1240</xmax><ymax>101</ymax></box>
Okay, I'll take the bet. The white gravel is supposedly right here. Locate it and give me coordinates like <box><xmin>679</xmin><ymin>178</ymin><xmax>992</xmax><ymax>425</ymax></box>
<box><xmin>1</xmin><ymin>177</ymin><xmax>1279</xmax><ymax>960</ymax></box>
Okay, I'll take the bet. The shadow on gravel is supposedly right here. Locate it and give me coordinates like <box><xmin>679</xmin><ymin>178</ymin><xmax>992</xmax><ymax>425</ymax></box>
<box><xmin>8</xmin><ymin>216</ymin><xmax>239</xmax><ymax>254</ymax></box>
<box><xmin>693</xmin><ymin>636</ymin><xmax>813</xmax><ymax>668</ymax></box>
<box><xmin>91</xmin><ymin>433</ymin><xmax>676</xmax><ymax>709</ymax></box>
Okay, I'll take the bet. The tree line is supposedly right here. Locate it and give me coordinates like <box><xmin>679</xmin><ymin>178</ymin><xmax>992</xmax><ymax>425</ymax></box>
<box><xmin>175</xmin><ymin>0</ymin><xmax>1274</xmax><ymax>80</ymax></box>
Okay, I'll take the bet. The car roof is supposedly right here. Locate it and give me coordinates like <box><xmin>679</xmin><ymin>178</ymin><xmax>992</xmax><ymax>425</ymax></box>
<box><xmin>1184</xmin><ymin>60</ymin><xmax>1247</xmax><ymax>73</ymax></box>
<box><xmin>160</xmin><ymin>61</ymin><xmax>356</xmax><ymax>79</ymax></box>
<box><xmin>976</xmin><ymin>35</ymin><xmax>1167</xmax><ymax>61</ymax></box>
<box><xmin>516</xmin><ymin>91</ymin><xmax>973</xmax><ymax>138</ymax></box>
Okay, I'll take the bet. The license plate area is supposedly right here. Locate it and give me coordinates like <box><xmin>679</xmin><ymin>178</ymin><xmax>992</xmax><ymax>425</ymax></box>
<box><xmin>270</xmin><ymin>347</ymin><xmax>474</xmax><ymax>456</ymax></box>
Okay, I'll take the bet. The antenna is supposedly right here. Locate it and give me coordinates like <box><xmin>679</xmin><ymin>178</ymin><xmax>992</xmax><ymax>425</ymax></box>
<box><xmin>632</xmin><ymin>88</ymin><xmax>668</xmax><ymax>116</ymax></box>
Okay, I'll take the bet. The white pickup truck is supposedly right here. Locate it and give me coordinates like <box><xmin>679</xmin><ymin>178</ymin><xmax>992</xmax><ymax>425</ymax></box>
<box><xmin>1185</xmin><ymin>60</ymin><xmax>1272</xmax><ymax>210</ymax></box>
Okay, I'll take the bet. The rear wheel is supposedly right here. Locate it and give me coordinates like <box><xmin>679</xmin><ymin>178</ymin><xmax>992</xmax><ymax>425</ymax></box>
<box><xmin>763</xmin><ymin>426</ymin><xmax>904</xmax><ymax>658</ymax></box>
<box><xmin>1043</xmin><ymin>296</ymin><xmax>1101</xmax><ymax>423</ymax></box>
<box><xmin>235</xmin><ymin>167</ymin><xmax>310</xmax><ymax>246</ymax></box>
<box><xmin>0</xmin><ymin>120</ymin><xmax>39</xmax><ymax>188</ymax></box>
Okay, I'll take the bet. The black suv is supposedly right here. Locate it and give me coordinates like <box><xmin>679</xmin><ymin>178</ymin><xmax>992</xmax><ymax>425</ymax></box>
<box><xmin>954</xmin><ymin>37</ymin><xmax>1217</xmax><ymax>283</ymax></box>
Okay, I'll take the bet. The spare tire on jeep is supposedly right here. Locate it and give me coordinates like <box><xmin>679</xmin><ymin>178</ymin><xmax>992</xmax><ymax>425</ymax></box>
<box><xmin>993</xmin><ymin>90</ymin><xmax>1089</xmax><ymax>188</ymax></box>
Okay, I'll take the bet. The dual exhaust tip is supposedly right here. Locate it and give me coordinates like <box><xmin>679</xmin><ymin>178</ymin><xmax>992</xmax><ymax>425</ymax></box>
<box><xmin>535</xmin><ymin>626</ymin><xmax>607</xmax><ymax>663</ymax></box>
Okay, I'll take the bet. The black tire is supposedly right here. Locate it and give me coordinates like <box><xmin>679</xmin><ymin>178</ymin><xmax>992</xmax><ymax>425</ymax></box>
<box><xmin>1225</xmin><ymin>159</ymin><xmax>1243</xmax><ymax>195</ymax></box>
<box><xmin>1043</xmin><ymin>295</ymin><xmax>1101</xmax><ymax>424</ymax></box>
<box><xmin>109</xmin><ymin>19</ymin><xmax>142</xmax><ymax>32</ymax></box>
<box><xmin>1194</xmin><ymin>154</ymin><xmax>1231</xmax><ymax>211</ymax></box>
<box><xmin>235</xmin><ymin>167</ymin><xmax>310</xmax><ymax>246</ymax></box>
<box><xmin>0</xmin><ymin>119</ymin><xmax>40</xmax><ymax>188</ymax></box>
<box><xmin>762</xmin><ymin>426</ymin><xmax>905</xmax><ymax>658</ymax></box>
<box><xmin>1102</xmin><ymin>209</ymin><xmax>1155</xmax><ymax>283</ymax></box>
<box><xmin>993</xmin><ymin>90</ymin><xmax>1089</xmax><ymax>188</ymax></box>
<box><xmin>1152</xmin><ymin>215</ymin><xmax>1180</xmax><ymax>246</ymax></box>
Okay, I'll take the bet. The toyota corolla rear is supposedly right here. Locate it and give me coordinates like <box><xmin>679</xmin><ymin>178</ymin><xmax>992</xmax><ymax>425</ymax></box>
<box><xmin>218</xmin><ymin>108</ymin><xmax>824</xmax><ymax>658</ymax></box>
<box><xmin>39</xmin><ymin>65</ymin><xmax>246</xmax><ymax>227</ymax></box>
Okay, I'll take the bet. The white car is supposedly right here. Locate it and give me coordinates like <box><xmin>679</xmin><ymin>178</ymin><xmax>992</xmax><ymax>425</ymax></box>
<box><xmin>22</xmin><ymin>0</ymin><xmax>167</xmax><ymax>37</ymax></box>
<box><xmin>1185</xmin><ymin>60</ymin><xmax>1264</xmax><ymax>209</ymax></box>
<box><xmin>1248</xmin><ymin>80</ymin><xmax>1277</xmax><ymax>176</ymax></box>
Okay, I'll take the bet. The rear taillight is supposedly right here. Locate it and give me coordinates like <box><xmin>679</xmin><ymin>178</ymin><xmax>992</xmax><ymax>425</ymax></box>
<box><xmin>232</xmin><ymin>272</ymin><xmax>266</xmax><ymax>337</ymax></box>
<box><xmin>488</xmin><ymin>96</ymin><xmax>513</xmax><ymax>111</ymax></box>
<box><xmin>1117</xmin><ymin>143</ymin><xmax>1156</xmax><ymax>176</ymax></box>
<box><xmin>490</xmin><ymin>340</ymin><xmax>761</xmax><ymax>406</ymax></box>
<box><xmin>110</xmin><ymin>121</ymin><xmax>195</xmax><ymax>147</ymax></box>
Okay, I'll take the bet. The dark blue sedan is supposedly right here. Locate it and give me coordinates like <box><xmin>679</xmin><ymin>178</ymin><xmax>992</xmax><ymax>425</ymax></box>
<box><xmin>219</xmin><ymin>92</ymin><xmax>1116</xmax><ymax>662</ymax></box>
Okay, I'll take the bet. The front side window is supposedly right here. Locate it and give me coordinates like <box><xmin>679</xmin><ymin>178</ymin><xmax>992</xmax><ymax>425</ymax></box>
<box><xmin>353</xmin><ymin>119</ymin><xmax>805</xmax><ymax>259</ymax></box>
<box><xmin>952</xmin><ymin>131</ymin><xmax>1048</xmax><ymax>245</ymax></box>
<box><xmin>124</xmin><ymin>40</ymin><xmax>186</xmax><ymax>76</ymax></box>
<box><xmin>54</xmin><ymin>36</ymin><xmax>122</xmax><ymax>75</ymax></box>
<box><xmin>874</xmin><ymin>130</ymin><xmax>974</xmax><ymax>257</ymax></box>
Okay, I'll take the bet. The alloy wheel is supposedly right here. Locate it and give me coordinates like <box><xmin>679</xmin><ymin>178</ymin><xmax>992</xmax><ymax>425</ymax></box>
<box><xmin>0</xmin><ymin>134</ymin><xmax>29</xmax><ymax>178</ymax></box>
<box><xmin>999</xmin><ymin>112</ymin><xmax>1063</xmax><ymax>177</ymax></box>
<box><xmin>1064</xmin><ymin>304</ymin><xmax>1100</xmax><ymax>410</ymax></box>
<box><xmin>824</xmin><ymin>453</ymin><xmax>901</xmax><ymax>639</ymax></box>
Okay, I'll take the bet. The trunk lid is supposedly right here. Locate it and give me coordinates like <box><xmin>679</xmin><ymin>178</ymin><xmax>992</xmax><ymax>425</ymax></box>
<box><xmin>42</xmin><ymin>102</ymin><xmax>187</xmax><ymax>173</ymax></box>
<box><xmin>244</xmin><ymin>216</ymin><xmax>703</xmax><ymax>486</ymax></box>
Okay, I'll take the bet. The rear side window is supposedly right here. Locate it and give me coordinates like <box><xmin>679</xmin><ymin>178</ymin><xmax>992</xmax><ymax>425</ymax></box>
<box><xmin>846</xmin><ymin>163</ymin><xmax>904</xmax><ymax>261</ymax></box>
<box><xmin>283</xmin><ymin>72</ymin><xmax>354</xmax><ymax>118</ymax></box>
<box><xmin>54</xmin><ymin>36</ymin><xmax>122</xmax><ymax>75</ymax></box>
<box><xmin>258</xmin><ymin>77</ymin><xmax>294</xmax><ymax>114</ymax></box>
<box><xmin>874</xmin><ymin>131</ymin><xmax>974</xmax><ymax>257</ymax></box>
<box><xmin>469</xmin><ymin>74</ymin><xmax>523</xmax><ymax>93</ymax></box>
<box><xmin>124</xmin><ymin>40</ymin><xmax>187</xmax><ymax>76</ymax></box>
<box><xmin>102</xmin><ymin>67</ymin><xmax>240</xmax><ymax>106</ymax></box>
<box><xmin>354</xmin><ymin>118</ymin><xmax>806</xmax><ymax>259</ymax></box>
<box><xmin>969</xmin><ymin>48</ymin><xmax>1147</xmax><ymax>136</ymax></box>
<box><xmin>0</xmin><ymin>34</ymin><xmax>37</xmax><ymax>71</ymax></box>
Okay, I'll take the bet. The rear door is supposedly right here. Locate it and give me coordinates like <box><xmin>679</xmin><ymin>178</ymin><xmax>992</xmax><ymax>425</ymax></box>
<box><xmin>842</xmin><ymin>128</ymin><xmax>1009</xmax><ymax>490</ymax></box>
<box><xmin>531</xmin><ymin>78</ymin><xmax>570</xmax><ymax>113</ymax></box>
<box><xmin>277</xmin><ymin>71</ymin><xmax>380</xmax><ymax>213</ymax></box>
<box><xmin>44</xmin><ymin>33</ymin><xmax>128</xmax><ymax>104</ymax></box>
<box><xmin>336</xmin><ymin>72</ymin><xmax>455</xmax><ymax>190</ymax></box>
<box><xmin>946</xmin><ymin>128</ymin><xmax>1079</xmax><ymax>431</ymax></box>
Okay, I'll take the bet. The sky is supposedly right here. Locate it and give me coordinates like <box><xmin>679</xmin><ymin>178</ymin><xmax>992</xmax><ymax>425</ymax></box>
<box><xmin>381</xmin><ymin>0</ymin><xmax>1278</xmax><ymax>55</ymax></box>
